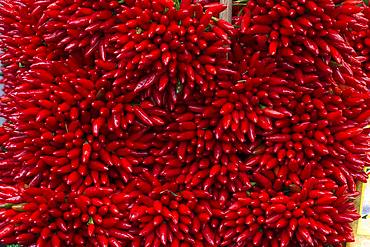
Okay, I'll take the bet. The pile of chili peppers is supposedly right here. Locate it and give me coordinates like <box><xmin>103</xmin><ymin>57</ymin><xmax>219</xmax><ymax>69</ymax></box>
<box><xmin>0</xmin><ymin>0</ymin><xmax>369</xmax><ymax>246</ymax></box>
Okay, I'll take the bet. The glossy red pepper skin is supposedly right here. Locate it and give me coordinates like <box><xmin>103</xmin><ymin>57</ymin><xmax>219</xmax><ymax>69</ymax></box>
<box><xmin>81</xmin><ymin>143</ymin><xmax>92</xmax><ymax>164</ymax></box>
<box><xmin>0</xmin><ymin>0</ymin><xmax>369</xmax><ymax>246</ymax></box>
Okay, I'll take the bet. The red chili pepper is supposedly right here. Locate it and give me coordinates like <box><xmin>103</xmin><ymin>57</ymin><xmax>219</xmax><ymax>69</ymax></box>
<box><xmin>297</xmin><ymin>227</ymin><xmax>314</xmax><ymax>246</ymax></box>
<box><xmin>241</xmin><ymin>12</ymin><xmax>251</xmax><ymax>33</ymax></box>
<box><xmin>139</xmin><ymin>221</ymin><xmax>155</xmax><ymax>237</ymax></box>
<box><xmin>335</xmin><ymin>127</ymin><xmax>363</xmax><ymax>141</ymax></box>
<box><xmin>265</xmin><ymin>134</ymin><xmax>290</xmax><ymax>142</ymax></box>
<box><xmin>92</xmin><ymin>117</ymin><xmax>104</xmax><ymax>137</ymax></box>
<box><xmin>0</xmin><ymin>225</ymin><xmax>13</xmax><ymax>239</ymax></box>
<box><xmin>84</xmin><ymin>187</ymin><xmax>113</xmax><ymax>197</ymax></box>
<box><xmin>81</xmin><ymin>142</ymin><xmax>92</xmax><ymax>164</ymax></box>
<box><xmin>134</xmin><ymin>73</ymin><xmax>159</xmax><ymax>93</ymax></box>
<box><xmin>132</xmin><ymin>106</ymin><xmax>154</xmax><ymax>126</ymax></box>
<box><xmin>108</xmin><ymin>238</ymin><xmax>122</xmax><ymax>247</ymax></box>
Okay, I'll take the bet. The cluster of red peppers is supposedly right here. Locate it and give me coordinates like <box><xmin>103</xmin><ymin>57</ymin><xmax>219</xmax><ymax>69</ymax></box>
<box><xmin>0</xmin><ymin>0</ymin><xmax>369</xmax><ymax>246</ymax></box>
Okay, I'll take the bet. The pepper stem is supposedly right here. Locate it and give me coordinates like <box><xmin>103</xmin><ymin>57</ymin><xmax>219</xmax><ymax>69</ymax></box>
<box><xmin>0</xmin><ymin>203</ymin><xmax>14</xmax><ymax>209</ymax></box>
<box><xmin>173</xmin><ymin>0</ymin><xmax>181</xmax><ymax>10</ymax></box>
<box><xmin>12</xmin><ymin>203</ymin><xmax>26</xmax><ymax>212</ymax></box>
<box><xmin>87</xmin><ymin>217</ymin><xmax>94</xmax><ymax>225</ymax></box>
<box><xmin>211</xmin><ymin>17</ymin><xmax>219</xmax><ymax>22</ymax></box>
<box><xmin>176</xmin><ymin>81</ymin><xmax>183</xmax><ymax>94</ymax></box>
<box><xmin>234</xmin><ymin>0</ymin><xmax>249</xmax><ymax>3</ymax></box>
<box><xmin>160</xmin><ymin>190</ymin><xmax>178</xmax><ymax>197</ymax></box>
<box><xmin>259</xmin><ymin>104</ymin><xmax>267</xmax><ymax>109</ymax></box>
<box><xmin>136</xmin><ymin>27</ymin><xmax>143</xmax><ymax>34</ymax></box>
<box><xmin>329</xmin><ymin>60</ymin><xmax>342</xmax><ymax>67</ymax></box>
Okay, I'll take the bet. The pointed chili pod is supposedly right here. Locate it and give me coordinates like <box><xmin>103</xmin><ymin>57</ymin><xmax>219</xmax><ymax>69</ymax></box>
<box><xmin>133</xmin><ymin>106</ymin><xmax>154</xmax><ymax>126</ymax></box>
<box><xmin>139</xmin><ymin>221</ymin><xmax>155</xmax><ymax>236</ymax></box>
<box><xmin>134</xmin><ymin>73</ymin><xmax>158</xmax><ymax>93</ymax></box>
<box><xmin>159</xmin><ymin>223</ymin><xmax>168</xmax><ymax>245</ymax></box>
<box><xmin>204</xmin><ymin>3</ymin><xmax>226</xmax><ymax>16</ymax></box>
<box><xmin>84</xmin><ymin>187</ymin><xmax>113</xmax><ymax>197</ymax></box>
<box><xmin>335</xmin><ymin>127</ymin><xmax>363</xmax><ymax>141</ymax></box>
<box><xmin>82</xmin><ymin>143</ymin><xmax>92</xmax><ymax>163</ymax></box>
<box><xmin>0</xmin><ymin>225</ymin><xmax>13</xmax><ymax>239</ymax></box>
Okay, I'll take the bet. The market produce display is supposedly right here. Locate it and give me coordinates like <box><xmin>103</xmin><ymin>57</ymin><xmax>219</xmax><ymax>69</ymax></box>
<box><xmin>0</xmin><ymin>0</ymin><xmax>369</xmax><ymax>246</ymax></box>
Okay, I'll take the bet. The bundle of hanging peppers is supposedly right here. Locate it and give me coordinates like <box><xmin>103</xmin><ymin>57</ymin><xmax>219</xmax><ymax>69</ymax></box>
<box><xmin>0</xmin><ymin>0</ymin><xmax>369</xmax><ymax>246</ymax></box>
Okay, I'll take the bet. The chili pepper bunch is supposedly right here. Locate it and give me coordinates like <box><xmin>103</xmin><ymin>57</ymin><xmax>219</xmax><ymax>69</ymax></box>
<box><xmin>219</xmin><ymin>178</ymin><xmax>361</xmax><ymax>246</ymax></box>
<box><xmin>0</xmin><ymin>0</ymin><xmax>370</xmax><ymax>246</ymax></box>
<box><xmin>225</xmin><ymin>0</ymin><xmax>370</xmax><ymax>245</ymax></box>
<box><xmin>346</xmin><ymin>2</ymin><xmax>370</xmax><ymax>78</ymax></box>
